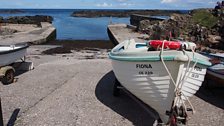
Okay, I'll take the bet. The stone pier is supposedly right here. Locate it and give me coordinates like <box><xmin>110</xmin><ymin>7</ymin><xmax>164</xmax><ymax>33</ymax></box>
<box><xmin>0</xmin><ymin>22</ymin><xmax>56</xmax><ymax>45</ymax></box>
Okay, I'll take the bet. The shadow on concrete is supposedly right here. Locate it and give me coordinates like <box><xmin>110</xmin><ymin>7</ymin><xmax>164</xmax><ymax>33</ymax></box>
<box><xmin>7</xmin><ymin>108</ymin><xmax>20</xmax><ymax>126</ymax></box>
<box><xmin>14</xmin><ymin>70</ymin><xmax>29</xmax><ymax>77</ymax></box>
<box><xmin>196</xmin><ymin>83</ymin><xmax>224</xmax><ymax>109</ymax></box>
<box><xmin>95</xmin><ymin>71</ymin><xmax>156</xmax><ymax>126</ymax></box>
<box><xmin>13</xmin><ymin>62</ymin><xmax>33</xmax><ymax>77</ymax></box>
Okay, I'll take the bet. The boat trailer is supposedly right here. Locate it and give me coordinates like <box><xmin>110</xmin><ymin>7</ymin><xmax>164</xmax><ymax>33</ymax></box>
<box><xmin>0</xmin><ymin>57</ymin><xmax>33</xmax><ymax>125</ymax></box>
<box><xmin>0</xmin><ymin>57</ymin><xmax>33</xmax><ymax>85</ymax></box>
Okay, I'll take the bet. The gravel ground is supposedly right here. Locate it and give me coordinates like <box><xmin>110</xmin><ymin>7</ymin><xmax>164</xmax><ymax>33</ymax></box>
<box><xmin>0</xmin><ymin>45</ymin><xmax>223</xmax><ymax>126</ymax></box>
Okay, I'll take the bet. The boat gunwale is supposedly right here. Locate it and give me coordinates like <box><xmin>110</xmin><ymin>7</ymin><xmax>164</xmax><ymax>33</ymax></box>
<box><xmin>207</xmin><ymin>67</ymin><xmax>224</xmax><ymax>75</ymax></box>
<box><xmin>109</xmin><ymin>52</ymin><xmax>211</xmax><ymax>66</ymax></box>
<box><xmin>0</xmin><ymin>44</ymin><xmax>29</xmax><ymax>55</ymax></box>
<box><xmin>109</xmin><ymin>41</ymin><xmax>211</xmax><ymax>66</ymax></box>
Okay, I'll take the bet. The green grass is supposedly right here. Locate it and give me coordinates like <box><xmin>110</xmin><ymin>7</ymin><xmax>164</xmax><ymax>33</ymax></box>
<box><xmin>192</xmin><ymin>10</ymin><xmax>218</xmax><ymax>28</ymax></box>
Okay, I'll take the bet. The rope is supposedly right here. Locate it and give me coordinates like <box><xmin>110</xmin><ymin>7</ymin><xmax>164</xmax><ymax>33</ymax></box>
<box><xmin>159</xmin><ymin>40</ymin><xmax>197</xmax><ymax>115</ymax></box>
<box><xmin>178</xmin><ymin>46</ymin><xmax>197</xmax><ymax>114</ymax></box>
<box><xmin>159</xmin><ymin>40</ymin><xmax>176</xmax><ymax>87</ymax></box>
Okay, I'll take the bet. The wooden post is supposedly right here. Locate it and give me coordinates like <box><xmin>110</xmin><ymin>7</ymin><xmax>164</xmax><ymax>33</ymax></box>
<box><xmin>0</xmin><ymin>98</ymin><xmax>4</xmax><ymax>126</ymax></box>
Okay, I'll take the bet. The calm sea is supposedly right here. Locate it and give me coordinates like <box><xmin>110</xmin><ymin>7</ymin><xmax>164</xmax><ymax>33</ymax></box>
<box><xmin>0</xmin><ymin>9</ymin><xmax>189</xmax><ymax>40</ymax></box>
<box><xmin>0</xmin><ymin>9</ymin><xmax>130</xmax><ymax>40</ymax></box>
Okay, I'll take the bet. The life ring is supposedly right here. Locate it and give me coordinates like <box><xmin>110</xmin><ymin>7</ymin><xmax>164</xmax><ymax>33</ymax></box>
<box><xmin>148</xmin><ymin>40</ymin><xmax>181</xmax><ymax>50</ymax></box>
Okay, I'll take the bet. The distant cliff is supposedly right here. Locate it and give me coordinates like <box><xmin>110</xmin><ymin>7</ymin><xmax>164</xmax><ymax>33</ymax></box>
<box><xmin>71</xmin><ymin>10</ymin><xmax>185</xmax><ymax>18</ymax></box>
<box><xmin>0</xmin><ymin>9</ymin><xmax>25</xmax><ymax>14</ymax></box>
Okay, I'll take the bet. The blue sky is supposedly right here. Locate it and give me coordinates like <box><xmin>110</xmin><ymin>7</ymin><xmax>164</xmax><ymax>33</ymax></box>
<box><xmin>0</xmin><ymin>0</ymin><xmax>217</xmax><ymax>9</ymax></box>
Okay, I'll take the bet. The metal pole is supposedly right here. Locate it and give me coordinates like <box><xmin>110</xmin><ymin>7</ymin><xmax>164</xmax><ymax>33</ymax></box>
<box><xmin>0</xmin><ymin>97</ymin><xmax>4</xmax><ymax>126</ymax></box>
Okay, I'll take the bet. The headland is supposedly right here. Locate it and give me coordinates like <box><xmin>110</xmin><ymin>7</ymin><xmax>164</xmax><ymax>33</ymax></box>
<box><xmin>72</xmin><ymin>9</ymin><xmax>185</xmax><ymax>17</ymax></box>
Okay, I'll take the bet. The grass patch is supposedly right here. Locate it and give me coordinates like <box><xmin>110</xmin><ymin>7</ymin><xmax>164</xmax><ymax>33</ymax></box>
<box><xmin>192</xmin><ymin>10</ymin><xmax>218</xmax><ymax>28</ymax></box>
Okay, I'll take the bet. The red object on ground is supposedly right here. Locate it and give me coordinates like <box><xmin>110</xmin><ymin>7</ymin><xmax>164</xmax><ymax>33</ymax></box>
<box><xmin>149</xmin><ymin>40</ymin><xmax>181</xmax><ymax>50</ymax></box>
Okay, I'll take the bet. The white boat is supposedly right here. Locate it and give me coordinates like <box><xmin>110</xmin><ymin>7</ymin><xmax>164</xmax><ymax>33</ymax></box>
<box><xmin>109</xmin><ymin>39</ymin><xmax>211</xmax><ymax>125</ymax></box>
<box><xmin>0</xmin><ymin>43</ymin><xmax>29</xmax><ymax>67</ymax></box>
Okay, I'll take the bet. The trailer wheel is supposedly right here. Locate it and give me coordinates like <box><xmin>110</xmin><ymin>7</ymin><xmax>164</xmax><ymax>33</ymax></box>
<box><xmin>113</xmin><ymin>78</ymin><xmax>121</xmax><ymax>97</ymax></box>
<box><xmin>2</xmin><ymin>69</ymin><xmax>15</xmax><ymax>85</ymax></box>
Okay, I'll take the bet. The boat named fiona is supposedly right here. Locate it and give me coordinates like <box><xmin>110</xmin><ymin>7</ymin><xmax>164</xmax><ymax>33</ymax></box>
<box><xmin>109</xmin><ymin>39</ymin><xmax>211</xmax><ymax>125</ymax></box>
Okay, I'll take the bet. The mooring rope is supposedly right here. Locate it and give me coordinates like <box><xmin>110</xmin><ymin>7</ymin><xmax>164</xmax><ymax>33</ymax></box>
<box><xmin>159</xmin><ymin>40</ymin><xmax>196</xmax><ymax>115</ymax></box>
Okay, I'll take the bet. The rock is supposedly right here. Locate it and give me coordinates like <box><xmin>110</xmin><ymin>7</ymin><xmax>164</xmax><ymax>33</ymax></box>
<box><xmin>138</xmin><ymin>20</ymin><xmax>159</xmax><ymax>32</ymax></box>
<box><xmin>136</xmin><ymin>14</ymin><xmax>196</xmax><ymax>40</ymax></box>
<box><xmin>130</xmin><ymin>14</ymin><xmax>163</xmax><ymax>27</ymax></box>
<box><xmin>170</xmin><ymin>14</ymin><xmax>191</xmax><ymax>22</ymax></box>
<box><xmin>208</xmin><ymin>35</ymin><xmax>222</xmax><ymax>43</ymax></box>
<box><xmin>138</xmin><ymin>20</ymin><xmax>151</xmax><ymax>31</ymax></box>
<box><xmin>4</xmin><ymin>15</ymin><xmax>53</xmax><ymax>25</ymax></box>
<box><xmin>133</xmin><ymin>8</ymin><xmax>224</xmax><ymax>51</ymax></box>
<box><xmin>72</xmin><ymin>10</ymin><xmax>185</xmax><ymax>18</ymax></box>
<box><xmin>0</xmin><ymin>16</ymin><xmax>3</xmax><ymax>23</ymax></box>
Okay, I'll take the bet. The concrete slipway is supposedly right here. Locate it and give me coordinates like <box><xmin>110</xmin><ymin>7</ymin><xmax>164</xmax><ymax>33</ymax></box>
<box><xmin>0</xmin><ymin>45</ymin><xmax>223</xmax><ymax>126</ymax></box>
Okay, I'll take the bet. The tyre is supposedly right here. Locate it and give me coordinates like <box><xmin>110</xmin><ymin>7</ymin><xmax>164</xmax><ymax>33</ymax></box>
<box><xmin>2</xmin><ymin>69</ymin><xmax>15</xmax><ymax>85</ymax></box>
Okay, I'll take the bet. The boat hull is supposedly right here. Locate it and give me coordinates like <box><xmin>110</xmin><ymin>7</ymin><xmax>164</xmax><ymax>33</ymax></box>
<box><xmin>112</xmin><ymin>60</ymin><xmax>182</xmax><ymax>123</ymax></box>
<box><xmin>109</xmin><ymin>40</ymin><xmax>211</xmax><ymax>124</ymax></box>
<box><xmin>206</xmin><ymin>70</ymin><xmax>224</xmax><ymax>87</ymax></box>
<box><xmin>0</xmin><ymin>44</ymin><xmax>28</xmax><ymax>67</ymax></box>
<box><xmin>112</xmin><ymin>60</ymin><xmax>208</xmax><ymax>123</ymax></box>
<box><xmin>180</xmin><ymin>64</ymin><xmax>207</xmax><ymax>99</ymax></box>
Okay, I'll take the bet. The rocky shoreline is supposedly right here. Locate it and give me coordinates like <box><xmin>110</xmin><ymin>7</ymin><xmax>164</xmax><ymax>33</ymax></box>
<box><xmin>133</xmin><ymin>9</ymin><xmax>224</xmax><ymax>50</ymax></box>
<box><xmin>0</xmin><ymin>15</ymin><xmax>53</xmax><ymax>25</ymax></box>
<box><xmin>0</xmin><ymin>9</ymin><xmax>223</xmax><ymax>52</ymax></box>
<box><xmin>72</xmin><ymin>10</ymin><xmax>185</xmax><ymax>18</ymax></box>
<box><xmin>0</xmin><ymin>15</ymin><xmax>54</xmax><ymax>37</ymax></box>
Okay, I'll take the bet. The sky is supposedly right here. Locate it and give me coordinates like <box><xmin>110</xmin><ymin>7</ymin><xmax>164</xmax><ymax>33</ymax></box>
<box><xmin>0</xmin><ymin>0</ymin><xmax>217</xmax><ymax>10</ymax></box>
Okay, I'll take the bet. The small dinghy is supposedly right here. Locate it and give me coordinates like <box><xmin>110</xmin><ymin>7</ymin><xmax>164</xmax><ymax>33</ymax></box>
<box><xmin>0</xmin><ymin>43</ymin><xmax>29</xmax><ymax>67</ymax></box>
<box><xmin>0</xmin><ymin>43</ymin><xmax>29</xmax><ymax>84</ymax></box>
<box><xmin>109</xmin><ymin>39</ymin><xmax>211</xmax><ymax>125</ymax></box>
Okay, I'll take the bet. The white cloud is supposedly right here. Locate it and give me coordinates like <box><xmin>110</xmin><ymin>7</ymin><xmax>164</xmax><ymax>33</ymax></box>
<box><xmin>114</xmin><ymin>0</ymin><xmax>135</xmax><ymax>7</ymax></box>
<box><xmin>119</xmin><ymin>3</ymin><xmax>134</xmax><ymax>6</ymax></box>
<box><xmin>116</xmin><ymin>0</ymin><xmax>128</xmax><ymax>2</ymax></box>
<box><xmin>208</xmin><ymin>1</ymin><xmax>216</xmax><ymax>4</ymax></box>
<box><xmin>96</xmin><ymin>2</ymin><xmax>112</xmax><ymax>7</ymax></box>
<box><xmin>161</xmin><ymin>0</ymin><xmax>178</xmax><ymax>3</ymax></box>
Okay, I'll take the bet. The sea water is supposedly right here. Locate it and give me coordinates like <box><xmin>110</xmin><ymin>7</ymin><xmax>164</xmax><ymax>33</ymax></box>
<box><xmin>0</xmin><ymin>9</ymin><xmax>130</xmax><ymax>40</ymax></box>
